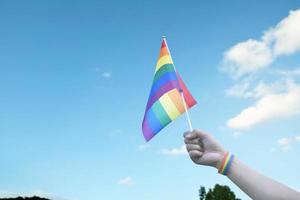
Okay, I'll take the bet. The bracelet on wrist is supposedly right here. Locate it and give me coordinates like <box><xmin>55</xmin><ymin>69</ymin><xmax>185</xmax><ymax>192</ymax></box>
<box><xmin>218</xmin><ymin>152</ymin><xmax>234</xmax><ymax>175</ymax></box>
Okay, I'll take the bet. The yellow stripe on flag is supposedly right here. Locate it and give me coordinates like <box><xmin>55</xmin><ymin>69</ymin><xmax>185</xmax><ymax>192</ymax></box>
<box><xmin>159</xmin><ymin>92</ymin><xmax>180</xmax><ymax>120</ymax></box>
<box><xmin>155</xmin><ymin>55</ymin><xmax>173</xmax><ymax>72</ymax></box>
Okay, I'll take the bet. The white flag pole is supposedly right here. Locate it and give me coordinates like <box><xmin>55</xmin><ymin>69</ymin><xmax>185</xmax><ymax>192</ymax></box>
<box><xmin>180</xmin><ymin>91</ymin><xmax>193</xmax><ymax>131</ymax></box>
<box><xmin>162</xmin><ymin>36</ymin><xmax>193</xmax><ymax>132</ymax></box>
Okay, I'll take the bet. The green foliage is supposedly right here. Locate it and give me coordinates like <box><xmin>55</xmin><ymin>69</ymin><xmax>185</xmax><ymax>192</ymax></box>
<box><xmin>199</xmin><ymin>186</ymin><xmax>206</xmax><ymax>200</ymax></box>
<box><xmin>212</xmin><ymin>184</ymin><xmax>237</xmax><ymax>200</ymax></box>
<box><xmin>205</xmin><ymin>189</ymin><xmax>215</xmax><ymax>200</ymax></box>
<box><xmin>199</xmin><ymin>184</ymin><xmax>241</xmax><ymax>200</ymax></box>
<box><xmin>0</xmin><ymin>196</ymin><xmax>50</xmax><ymax>200</ymax></box>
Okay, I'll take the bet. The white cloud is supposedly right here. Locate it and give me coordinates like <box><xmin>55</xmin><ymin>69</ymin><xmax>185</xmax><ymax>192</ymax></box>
<box><xmin>161</xmin><ymin>145</ymin><xmax>187</xmax><ymax>156</ymax></box>
<box><xmin>274</xmin><ymin>68</ymin><xmax>300</xmax><ymax>77</ymax></box>
<box><xmin>251</xmin><ymin>81</ymin><xmax>284</xmax><ymax>98</ymax></box>
<box><xmin>222</xmin><ymin>39</ymin><xmax>272</xmax><ymax>78</ymax></box>
<box><xmin>226</xmin><ymin>82</ymin><xmax>251</xmax><ymax>98</ymax></box>
<box><xmin>266</xmin><ymin>10</ymin><xmax>300</xmax><ymax>56</ymax></box>
<box><xmin>223</xmin><ymin>10</ymin><xmax>300</xmax><ymax>131</ymax></box>
<box><xmin>0</xmin><ymin>191</ymin><xmax>21</xmax><ymax>198</ymax></box>
<box><xmin>0</xmin><ymin>190</ymin><xmax>71</xmax><ymax>200</ymax></box>
<box><xmin>278</xmin><ymin>137</ymin><xmax>292</xmax><ymax>151</ymax></box>
<box><xmin>222</xmin><ymin>9</ymin><xmax>300</xmax><ymax>78</ymax></box>
<box><xmin>227</xmin><ymin>82</ymin><xmax>300</xmax><ymax>130</ymax></box>
<box><xmin>102</xmin><ymin>72</ymin><xmax>111</xmax><ymax>78</ymax></box>
<box><xmin>118</xmin><ymin>176</ymin><xmax>133</xmax><ymax>186</ymax></box>
<box><xmin>227</xmin><ymin>80</ymin><xmax>289</xmax><ymax>99</ymax></box>
<box><xmin>277</xmin><ymin>135</ymin><xmax>300</xmax><ymax>151</ymax></box>
<box><xmin>89</xmin><ymin>67</ymin><xmax>113</xmax><ymax>79</ymax></box>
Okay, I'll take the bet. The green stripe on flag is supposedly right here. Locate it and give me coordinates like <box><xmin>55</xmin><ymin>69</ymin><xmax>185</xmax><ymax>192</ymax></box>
<box><xmin>151</xmin><ymin>100</ymin><xmax>172</xmax><ymax>126</ymax></box>
<box><xmin>153</xmin><ymin>64</ymin><xmax>175</xmax><ymax>82</ymax></box>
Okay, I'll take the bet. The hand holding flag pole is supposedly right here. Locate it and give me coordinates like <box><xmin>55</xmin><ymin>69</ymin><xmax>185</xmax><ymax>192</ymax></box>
<box><xmin>142</xmin><ymin>36</ymin><xmax>196</xmax><ymax>141</ymax></box>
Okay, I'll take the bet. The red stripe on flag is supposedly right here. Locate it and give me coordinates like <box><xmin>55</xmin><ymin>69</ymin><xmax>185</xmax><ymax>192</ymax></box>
<box><xmin>161</xmin><ymin>39</ymin><xmax>167</xmax><ymax>49</ymax></box>
<box><xmin>177</xmin><ymin>73</ymin><xmax>197</xmax><ymax>108</ymax></box>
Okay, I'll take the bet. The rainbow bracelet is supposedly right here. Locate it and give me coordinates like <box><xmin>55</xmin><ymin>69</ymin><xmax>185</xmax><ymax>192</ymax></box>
<box><xmin>218</xmin><ymin>152</ymin><xmax>234</xmax><ymax>175</ymax></box>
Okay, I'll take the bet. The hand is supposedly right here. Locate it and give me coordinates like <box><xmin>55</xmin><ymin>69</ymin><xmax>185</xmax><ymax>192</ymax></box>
<box><xmin>184</xmin><ymin>129</ymin><xmax>226</xmax><ymax>169</ymax></box>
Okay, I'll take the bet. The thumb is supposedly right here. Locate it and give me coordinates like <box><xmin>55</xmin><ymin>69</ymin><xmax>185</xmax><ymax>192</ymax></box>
<box><xmin>184</xmin><ymin>129</ymin><xmax>208</xmax><ymax>140</ymax></box>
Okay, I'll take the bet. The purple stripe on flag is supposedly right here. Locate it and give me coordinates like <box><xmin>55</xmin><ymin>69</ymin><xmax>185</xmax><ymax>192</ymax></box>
<box><xmin>142</xmin><ymin>118</ymin><xmax>154</xmax><ymax>141</ymax></box>
<box><xmin>146</xmin><ymin>80</ymin><xmax>180</xmax><ymax>111</ymax></box>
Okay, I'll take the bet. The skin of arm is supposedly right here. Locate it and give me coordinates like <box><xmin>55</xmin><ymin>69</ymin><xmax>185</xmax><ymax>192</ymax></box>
<box><xmin>184</xmin><ymin>129</ymin><xmax>300</xmax><ymax>200</ymax></box>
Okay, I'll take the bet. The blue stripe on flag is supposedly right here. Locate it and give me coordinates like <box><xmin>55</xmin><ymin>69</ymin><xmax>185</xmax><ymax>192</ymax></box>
<box><xmin>149</xmin><ymin>72</ymin><xmax>178</xmax><ymax>97</ymax></box>
<box><xmin>146</xmin><ymin>108</ymin><xmax>164</xmax><ymax>135</ymax></box>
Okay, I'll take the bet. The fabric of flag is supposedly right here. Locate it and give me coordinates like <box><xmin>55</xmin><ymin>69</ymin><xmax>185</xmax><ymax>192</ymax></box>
<box><xmin>142</xmin><ymin>38</ymin><xmax>197</xmax><ymax>141</ymax></box>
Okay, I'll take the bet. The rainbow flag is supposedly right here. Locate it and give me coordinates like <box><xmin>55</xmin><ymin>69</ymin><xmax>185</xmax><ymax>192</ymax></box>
<box><xmin>142</xmin><ymin>38</ymin><xmax>197</xmax><ymax>141</ymax></box>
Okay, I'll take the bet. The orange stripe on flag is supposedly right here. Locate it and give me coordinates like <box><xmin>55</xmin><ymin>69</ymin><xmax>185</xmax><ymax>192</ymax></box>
<box><xmin>167</xmin><ymin>89</ymin><xmax>185</xmax><ymax>113</ymax></box>
<box><xmin>159</xmin><ymin>47</ymin><xmax>169</xmax><ymax>58</ymax></box>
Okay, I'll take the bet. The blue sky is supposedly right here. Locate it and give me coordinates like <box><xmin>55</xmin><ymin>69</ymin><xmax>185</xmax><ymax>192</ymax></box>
<box><xmin>0</xmin><ymin>1</ymin><xmax>300</xmax><ymax>200</ymax></box>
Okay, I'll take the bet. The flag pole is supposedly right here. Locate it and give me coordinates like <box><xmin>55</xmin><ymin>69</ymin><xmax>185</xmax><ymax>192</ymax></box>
<box><xmin>162</xmin><ymin>36</ymin><xmax>193</xmax><ymax>132</ymax></box>
<box><xmin>180</xmin><ymin>90</ymin><xmax>193</xmax><ymax>131</ymax></box>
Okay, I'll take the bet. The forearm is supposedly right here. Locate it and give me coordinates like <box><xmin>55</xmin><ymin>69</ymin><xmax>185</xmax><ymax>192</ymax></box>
<box><xmin>226</xmin><ymin>157</ymin><xmax>300</xmax><ymax>200</ymax></box>
<box><xmin>184</xmin><ymin>130</ymin><xmax>300</xmax><ymax>200</ymax></box>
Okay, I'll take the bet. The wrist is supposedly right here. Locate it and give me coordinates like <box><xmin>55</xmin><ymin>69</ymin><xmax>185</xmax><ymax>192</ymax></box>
<box><xmin>217</xmin><ymin>152</ymin><xmax>234</xmax><ymax>175</ymax></box>
<box><xmin>215</xmin><ymin>151</ymin><xmax>227</xmax><ymax>169</ymax></box>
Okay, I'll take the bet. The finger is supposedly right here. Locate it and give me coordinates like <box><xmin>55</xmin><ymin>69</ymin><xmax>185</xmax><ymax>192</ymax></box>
<box><xmin>193</xmin><ymin>129</ymin><xmax>209</xmax><ymax>139</ymax></box>
<box><xmin>184</xmin><ymin>129</ymin><xmax>208</xmax><ymax>140</ymax></box>
<box><xmin>189</xmin><ymin>150</ymin><xmax>203</xmax><ymax>157</ymax></box>
<box><xmin>183</xmin><ymin>131</ymin><xmax>192</xmax><ymax>138</ymax></box>
<box><xmin>184</xmin><ymin>137</ymin><xmax>200</xmax><ymax>145</ymax></box>
<box><xmin>186</xmin><ymin>144</ymin><xmax>202</xmax><ymax>152</ymax></box>
<box><xmin>184</xmin><ymin>131</ymin><xmax>198</xmax><ymax>140</ymax></box>
<box><xmin>188</xmin><ymin>150</ymin><xmax>203</xmax><ymax>162</ymax></box>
